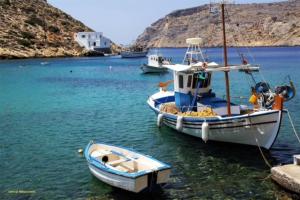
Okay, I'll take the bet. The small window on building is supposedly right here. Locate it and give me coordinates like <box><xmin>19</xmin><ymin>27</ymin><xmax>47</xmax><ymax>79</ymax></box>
<box><xmin>93</xmin><ymin>42</ymin><xmax>96</xmax><ymax>46</ymax></box>
<box><xmin>179</xmin><ymin>75</ymin><xmax>184</xmax><ymax>89</ymax></box>
<box><xmin>81</xmin><ymin>35</ymin><xmax>86</xmax><ymax>38</ymax></box>
<box><xmin>187</xmin><ymin>75</ymin><xmax>192</xmax><ymax>87</ymax></box>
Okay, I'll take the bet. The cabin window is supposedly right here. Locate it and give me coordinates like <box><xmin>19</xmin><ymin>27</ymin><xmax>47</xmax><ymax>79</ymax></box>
<box><xmin>192</xmin><ymin>74</ymin><xmax>198</xmax><ymax>89</ymax></box>
<box><xmin>179</xmin><ymin>75</ymin><xmax>184</xmax><ymax>89</ymax></box>
<box><xmin>104</xmin><ymin>42</ymin><xmax>107</xmax><ymax>46</ymax></box>
<box><xmin>192</xmin><ymin>73</ymin><xmax>211</xmax><ymax>89</ymax></box>
<box><xmin>187</xmin><ymin>75</ymin><xmax>192</xmax><ymax>87</ymax></box>
<box><xmin>202</xmin><ymin>73</ymin><xmax>211</xmax><ymax>88</ymax></box>
<box><xmin>81</xmin><ymin>35</ymin><xmax>86</xmax><ymax>38</ymax></box>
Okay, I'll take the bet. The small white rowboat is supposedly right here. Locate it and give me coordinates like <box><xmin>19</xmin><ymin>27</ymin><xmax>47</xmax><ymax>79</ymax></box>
<box><xmin>84</xmin><ymin>141</ymin><xmax>171</xmax><ymax>193</ymax></box>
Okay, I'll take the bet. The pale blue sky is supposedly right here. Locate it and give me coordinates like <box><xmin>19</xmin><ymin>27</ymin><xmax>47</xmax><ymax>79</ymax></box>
<box><xmin>48</xmin><ymin>0</ymin><xmax>284</xmax><ymax>44</ymax></box>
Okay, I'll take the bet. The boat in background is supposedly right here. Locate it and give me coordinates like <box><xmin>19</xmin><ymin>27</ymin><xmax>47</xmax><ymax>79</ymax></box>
<box><xmin>84</xmin><ymin>141</ymin><xmax>171</xmax><ymax>193</ymax></box>
<box><xmin>121</xmin><ymin>45</ymin><xmax>148</xmax><ymax>58</ymax></box>
<box><xmin>147</xmin><ymin>3</ymin><xmax>296</xmax><ymax>150</ymax></box>
<box><xmin>141</xmin><ymin>54</ymin><xmax>171</xmax><ymax>73</ymax></box>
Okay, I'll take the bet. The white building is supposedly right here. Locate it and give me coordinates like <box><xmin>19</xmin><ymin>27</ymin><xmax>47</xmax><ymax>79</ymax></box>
<box><xmin>74</xmin><ymin>32</ymin><xmax>111</xmax><ymax>52</ymax></box>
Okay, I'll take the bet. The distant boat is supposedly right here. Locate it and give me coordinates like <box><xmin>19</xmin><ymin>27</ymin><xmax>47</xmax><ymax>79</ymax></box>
<box><xmin>84</xmin><ymin>141</ymin><xmax>171</xmax><ymax>193</ymax></box>
<box><xmin>121</xmin><ymin>51</ymin><xmax>148</xmax><ymax>58</ymax></box>
<box><xmin>141</xmin><ymin>54</ymin><xmax>171</xmax><ymax>73</ymax></box>
<box><xmin>121</xmin><ymin>45</ymin><xmax>148</xmax><ymax>58</ymax></box>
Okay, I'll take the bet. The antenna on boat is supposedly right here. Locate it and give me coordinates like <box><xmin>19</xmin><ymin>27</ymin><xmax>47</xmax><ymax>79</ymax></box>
<box><xmin>209</xmin><ymin>0</ymin><xmax>219</xmax><ymax>16</ymax></box>
<box><xmin>183</xmin><ymin>38</ymin><xmax>205</xmax><ymax>65</ymax></box>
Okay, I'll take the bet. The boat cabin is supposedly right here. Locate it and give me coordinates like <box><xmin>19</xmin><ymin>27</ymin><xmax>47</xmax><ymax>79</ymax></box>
<box><xmin>174</xmin><ymin>69</ymin><xmax>213</xmax><ymax>110</ymax></box>
<box><xmin>166</xmin><ymin>38</ymin><xmax>242</xmax><ymax>115</ymax></box>
<box><xmin>148</xmin><ymin>55</ymin><xmax>171</xmax><ymax>67</ymax></box>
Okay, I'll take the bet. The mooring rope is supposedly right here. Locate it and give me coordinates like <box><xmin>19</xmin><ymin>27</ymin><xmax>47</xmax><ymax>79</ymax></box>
<box><xmin>254</xmin><ymin>137</ymin><xmax>272</xmax><ymax>169</ymax></box>
<box><xmin>286</xmin><ymin>109</ymin><xmax>300</xmax><ymax>144</ymax></box>
<box><xmin>247</xmin><ymin>114</ymin><xmax>273</xmax><ymax>168</ymax></box>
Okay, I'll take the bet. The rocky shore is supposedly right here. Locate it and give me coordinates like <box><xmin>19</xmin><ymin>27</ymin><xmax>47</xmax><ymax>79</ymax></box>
<box><xmin>0</xmin><ymin>0</ymin><xmax>118</xmax><ymax>59</ymax></box>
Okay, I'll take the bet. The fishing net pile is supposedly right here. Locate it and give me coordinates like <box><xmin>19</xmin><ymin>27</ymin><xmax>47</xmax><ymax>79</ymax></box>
<box><xmin>160</xmin><ymin>103</ymin><xmax>217</xmax><ymax>117</ymax></box>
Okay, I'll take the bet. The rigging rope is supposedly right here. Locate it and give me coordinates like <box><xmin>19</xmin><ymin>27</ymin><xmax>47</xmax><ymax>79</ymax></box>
<box><xmin>223</xmin><ymin>5</ymin><xmax>273</xmax><ymax>90</ymax></box>
<box><xmin>286</xmin><ymin>109</ymin><xmax>300</xmax><ymax>144</ymax></box>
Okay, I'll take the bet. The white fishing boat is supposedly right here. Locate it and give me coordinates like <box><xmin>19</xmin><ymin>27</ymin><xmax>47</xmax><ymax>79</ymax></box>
<box><xmin>147</xmin><ymin>3</ymin><xmax>296</xmax><ymax>149</ymax></box>
<box><xmin>121</xmin><ymin>45</ymin><xmax>148</xmax><ymax>58</ymax></box>
<box><xmin>141</xmin><ymin>54</ymin><xmax>171</xmax><ymax>73</ymax></box>
<box><xmin>84</xmin><ymin>141</ymin><xmax>171</xmax><ymax>193</ymax></box>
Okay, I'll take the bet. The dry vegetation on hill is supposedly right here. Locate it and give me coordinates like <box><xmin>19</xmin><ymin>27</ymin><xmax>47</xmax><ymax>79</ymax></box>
<box><xmin>136</xmin><ymin>0</ymin><xmax>300</xmax><ymax>47</ymax></box>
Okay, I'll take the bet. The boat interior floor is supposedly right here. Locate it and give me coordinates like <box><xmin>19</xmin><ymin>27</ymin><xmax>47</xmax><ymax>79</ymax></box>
<box><xmin>91</xmin><ymin>149</ymin><xmax>152</xmax><ymax>173</ymax></box>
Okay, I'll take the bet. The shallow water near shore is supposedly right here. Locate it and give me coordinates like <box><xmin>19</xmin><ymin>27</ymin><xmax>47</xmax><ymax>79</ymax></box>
<box><xmin>1</xmin><ymin>47</ymin><xmax>300</xmax><ymax>199</ymax></box>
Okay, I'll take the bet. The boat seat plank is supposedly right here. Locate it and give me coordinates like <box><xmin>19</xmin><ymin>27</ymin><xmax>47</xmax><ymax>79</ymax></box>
<box><xmin>107</xmin><ymin>158</ymin><xmax>128</xmax><ymax>166</ymax></box>
<box><xmin>115</xmin><ymin>165</ymin><xmax>129</xmax><ymax>173</ymax></box>
<box><xmin>120</xmin><ymin>162</ymin><xmax>136</xmax><ymax>172</ymax></box>
<box><xmin>91</xmin><ymin>149</ymin><xmax>111</xmax><ymax>158</ymax></box>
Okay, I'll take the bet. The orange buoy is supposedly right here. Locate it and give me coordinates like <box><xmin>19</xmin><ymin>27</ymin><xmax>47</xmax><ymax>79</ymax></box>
<box><xmin>158</xmin><ymin>80</ymin><xmax>173</xmax><ymax>91</ymax></box>
<box><xmin>249</xmin><ymin>94</ymin><xmax>258</xmax><ymax>105</ymax></box>
<box><xmin>272</xmin><ymin>95</ymin><xmax>284</xmax><ymax>110</ymax></box>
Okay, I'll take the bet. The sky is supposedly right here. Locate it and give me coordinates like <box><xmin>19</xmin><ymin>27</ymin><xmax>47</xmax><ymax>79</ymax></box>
<box><xmin>48</xmin><ymin>0</ymin><xmax>284</xmax><ymax>45</ymax></box>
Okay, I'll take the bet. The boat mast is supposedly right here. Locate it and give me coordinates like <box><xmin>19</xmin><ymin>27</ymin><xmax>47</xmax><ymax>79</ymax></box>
<box><xmin>221</xmin><ymin>3</ymin><xmax>231</xmax><ymax>116</ymax></box>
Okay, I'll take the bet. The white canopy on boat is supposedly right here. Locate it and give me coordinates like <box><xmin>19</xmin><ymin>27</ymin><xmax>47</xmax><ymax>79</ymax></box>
<box><xmin>163</xmin><ymin>62</ymin><xmax>259</xmax><ymax>72</ymax></box>
<box><xmin>163</xmin><ymin>62</ymin><xmax>219</xmax><ymax>72</ymax></box>
<box><xmin>186</xmin><ymin>38</ymin><xmax>203</xmax><ymax>45</ymax></box>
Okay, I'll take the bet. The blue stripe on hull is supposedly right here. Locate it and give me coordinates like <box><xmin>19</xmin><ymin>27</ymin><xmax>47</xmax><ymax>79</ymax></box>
<box><xmin>163</xmin><ymin>117</ymin><xmax>277</xmax><ymax>129</ymax></box>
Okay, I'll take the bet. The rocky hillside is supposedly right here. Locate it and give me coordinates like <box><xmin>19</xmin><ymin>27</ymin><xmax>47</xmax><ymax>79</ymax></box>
<box><xmin>136</xmin><ymin>0</ymin><xmax>300</xmax><ymax>47</ymax></box>
<box><xmin>0</xmin><ymin>0</ymin><xmax>113</xmax><ymax>59</ymax></box>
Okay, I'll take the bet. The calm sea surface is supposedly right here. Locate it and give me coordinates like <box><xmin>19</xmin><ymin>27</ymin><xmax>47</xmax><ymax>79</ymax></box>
<box><xmin>1</xmin><ymin>47</ymin><xmax>300</xmax><ymax>199</ymax></box>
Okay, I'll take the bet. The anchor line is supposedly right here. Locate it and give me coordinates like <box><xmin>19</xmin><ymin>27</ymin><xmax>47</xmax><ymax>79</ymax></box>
<box><xmin>248</xmin><ymin>114</ymin><xmax>273</xmax><ymax>168</ymax></box>
<box><xmin>286</xmin><ymin>109</ymin><xmax>300</xmax><ymax>145</ymax></box>
<box><xmin>254</xmin><ymin>136</ymin><xmax>272</xmax><ymax>169</ymax></box>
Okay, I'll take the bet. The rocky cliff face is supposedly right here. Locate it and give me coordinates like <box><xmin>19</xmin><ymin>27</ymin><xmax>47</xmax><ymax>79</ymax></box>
<box><xmin>136</xmin><ymin>0</ymin><xmax>300</xmax><ymax>47</ymax></box>
<box><xmin>0</xmin><ymin>0</ymin><xmax>110</xmax><ymax>59</ymax></box>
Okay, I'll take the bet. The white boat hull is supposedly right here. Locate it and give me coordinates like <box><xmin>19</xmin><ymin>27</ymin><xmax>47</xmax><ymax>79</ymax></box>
<box><xmin>147</xmin><ymin>92</ymin><xmax>282</xmax><ymax>149</ymax></box>
<box><xmin>141</xmin><ymin>64</ymin><xmax>168</xmax><ymax>73</ymax></box>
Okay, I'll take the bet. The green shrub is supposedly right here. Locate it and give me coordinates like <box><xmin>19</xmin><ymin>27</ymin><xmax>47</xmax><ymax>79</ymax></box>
<box><xmin>60</xmin><ymin>20</ymin><xmax>69</xmax><ymax>26</ymax></box>
<box><xmin>17</xmin><ymin>39</ymin><xmax>33</xmax><ymax>47</ymax></box>
<box><xmin>22</xmin><ymin>7</ymin><xmax>35</xmax><ymax>13</ymax></box>
<box><xmin>25</xmin><ymin>15</ymin><xmax>45</xmax><ymax>27</ymax></box>
<box><xmin>48</xmin><ymin>25</ymin><xmax>60</xmax><ymax>33</ymax></box>
<box><xmin>49</xmin><ymin>42</ymin><xmax>61</xmax><ymax>48</ymax></box>
<box><xmin>21</xmin><ymin>31</ymin><xmax>35</xmax><ymax>40</ymax></box>
<box><xmin>1</xmin><ymin>0</ymin><xmax>11</xmax><ymax>6</ymax></box>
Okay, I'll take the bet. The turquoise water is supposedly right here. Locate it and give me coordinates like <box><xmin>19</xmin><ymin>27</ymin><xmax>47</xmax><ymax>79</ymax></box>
<box><xmin>1</xmin><ymin>47</ymin><xmax>300</xmax><ymax>199</ymax></box>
